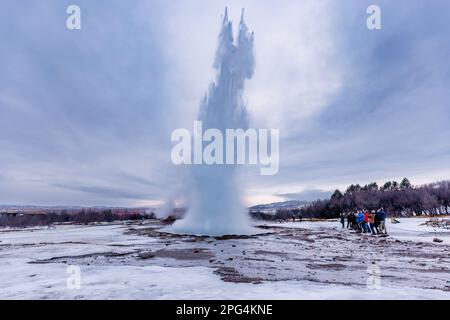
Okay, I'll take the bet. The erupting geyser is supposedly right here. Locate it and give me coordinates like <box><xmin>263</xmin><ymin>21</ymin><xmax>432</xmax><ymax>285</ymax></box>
<box><xmin>169</xmin><ymin>8</ymin><xmax>256</xmax><ymax>236</ymax></box>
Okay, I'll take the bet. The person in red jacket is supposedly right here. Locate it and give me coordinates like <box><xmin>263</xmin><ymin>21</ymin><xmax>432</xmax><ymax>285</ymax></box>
<box><xmin>363</xmin><ymin>209</ymin><xmax>370</xmax><ymax>233</ymax></box>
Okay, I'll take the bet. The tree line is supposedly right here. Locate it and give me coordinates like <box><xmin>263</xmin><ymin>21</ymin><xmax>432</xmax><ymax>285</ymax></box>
<box><xmin>299</xmin><ymin>178</ymin><xmax>450</xmax><ymax>219</ymax></box>
<box><xmin>0</xmin><ymin>209</ymin><xmax>155</xmax><ymax>228</ymax></box>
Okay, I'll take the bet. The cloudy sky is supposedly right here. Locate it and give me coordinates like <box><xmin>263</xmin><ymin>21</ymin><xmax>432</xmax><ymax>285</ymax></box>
<box><xmin>1</xmin><ymin>0</ymin><xmax>450</xmax><ymax>207</ymax></box>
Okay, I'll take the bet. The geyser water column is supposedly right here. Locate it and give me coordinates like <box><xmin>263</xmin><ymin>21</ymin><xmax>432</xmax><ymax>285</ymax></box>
<box><xmin>170</xmin><ymin>8</ymin><xmax>256</xmax><ymax>236</ymax></box>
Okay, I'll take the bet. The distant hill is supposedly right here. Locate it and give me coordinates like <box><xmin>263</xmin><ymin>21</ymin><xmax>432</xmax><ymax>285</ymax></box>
<box><xmin>249</xmin><ymin>200</ymin><xmax>308</xmax><ymax>213</ymax></box>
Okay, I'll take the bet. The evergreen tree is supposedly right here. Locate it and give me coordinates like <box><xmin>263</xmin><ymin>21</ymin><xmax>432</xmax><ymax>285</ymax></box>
<box><xmin>400</xmin><ymin>177</ymin><xmax>412</xmax><ymax>189</ymax></box>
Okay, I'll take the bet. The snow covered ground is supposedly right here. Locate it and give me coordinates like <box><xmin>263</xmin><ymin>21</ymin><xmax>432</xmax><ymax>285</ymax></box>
<box><xmin>1</xmin><ymin>219</ymin><xmax>449</xmax><ymax>300</ymax></box>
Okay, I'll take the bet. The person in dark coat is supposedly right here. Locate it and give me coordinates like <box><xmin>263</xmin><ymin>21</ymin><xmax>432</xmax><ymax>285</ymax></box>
<box><xmin>340</xmin><ymin>213</ymin><xmax>346</xmax><ymax>228</ymax></box>
<box><xmin>346</xmin><ymin>213</ymin><xmax>352</xmax><ymax>229</ymax></box>
<box><xmin>377</xmin><ymin>208</ymin><xmax>387</xmax><ymax>234</ymax></box>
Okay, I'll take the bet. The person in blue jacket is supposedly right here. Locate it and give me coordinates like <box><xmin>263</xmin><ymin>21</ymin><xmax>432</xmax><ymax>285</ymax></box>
<box><xmin>356</xmin><ymin>210</ymin><xmax>365</xmax><ymax>233</ymax></box>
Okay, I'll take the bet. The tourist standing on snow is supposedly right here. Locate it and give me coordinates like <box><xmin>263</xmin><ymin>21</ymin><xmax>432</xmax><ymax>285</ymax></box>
<box><xmin>364</xmin><ymin>209</ymin><xmax>371</xmax><ymax>233</ymax></box>
<box><xmin>352</xmin><ymin>210</ymin><xmax>358</xmax><ymax>230</ymax></box>
<box><xmin>369</xmin><ymin>210</ymin><xmax>377</xmax><ymax>235</ymax></box>
<box><xmin>374</xmin><ymin>209</ymin><xmax>380</xmax><ymax>234</ymax></box>
<box><xmin>377</xmin><ymin>208</ymin><xmax>387</xmax><ymax>234</ymax></box>
<box><xmin>340</xmin><ymin>213</ymin><xmax>346</xmax><ymax>228</ymax></box>
<box><xmin>346</xmin><ymin>212</ymin><xmax>352</xmax><ymax>229</ymax></box>
<box><xmin>356</xmin><ymin>210</ymin><xmax>365</xmax><ymax>233</ymax></box>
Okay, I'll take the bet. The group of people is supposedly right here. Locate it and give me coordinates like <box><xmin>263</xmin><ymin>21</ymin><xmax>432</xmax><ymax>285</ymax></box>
<box><xmin>340</xmin><ymin>208</ymin><xmax>388</xmax><ymax>235</ymax></box>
